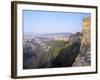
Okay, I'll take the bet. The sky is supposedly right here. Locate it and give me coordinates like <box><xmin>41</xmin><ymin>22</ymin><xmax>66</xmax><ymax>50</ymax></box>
<box><xmin>23</xmin><ymin>10</ymin><xmax>90</xmax><ymax>35</ymax></box>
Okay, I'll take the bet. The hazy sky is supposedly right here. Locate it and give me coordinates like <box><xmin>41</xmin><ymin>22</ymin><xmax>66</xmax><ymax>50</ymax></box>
<box><xmin>23</xmin><ymin>10</ymin><xmax>90</xmax><ymax>34</ymax></box>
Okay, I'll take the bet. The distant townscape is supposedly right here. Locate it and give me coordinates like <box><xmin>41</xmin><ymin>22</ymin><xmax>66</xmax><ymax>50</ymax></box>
<box><xmin>23</xmin><ymin>17</ymin><xmax>91</xmax><ymax>69</ymax></box>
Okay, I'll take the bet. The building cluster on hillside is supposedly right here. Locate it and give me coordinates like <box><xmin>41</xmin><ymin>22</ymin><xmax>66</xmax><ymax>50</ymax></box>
<box><xmin>54</xmin><ymin>36</ymin><xmax>69</xmax><ymax>41</ymax></box>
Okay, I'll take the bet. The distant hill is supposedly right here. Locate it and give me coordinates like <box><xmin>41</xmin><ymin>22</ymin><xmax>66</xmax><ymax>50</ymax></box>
<box><xmin>41</xmin><ymin>32</ymin><xmax>72</xmax><ymax>37</ymax></box>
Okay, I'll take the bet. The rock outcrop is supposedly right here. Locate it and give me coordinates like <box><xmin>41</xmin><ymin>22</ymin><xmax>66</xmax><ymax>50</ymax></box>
<box><xmin>23</xmin><ymin>41</ymin><xmax>48</xmax><ymax>69</ymax></box>
<box><xmin>73</xmin><ymin>17</ymin><xmax>91</xmax><ymax>66</ymax></box>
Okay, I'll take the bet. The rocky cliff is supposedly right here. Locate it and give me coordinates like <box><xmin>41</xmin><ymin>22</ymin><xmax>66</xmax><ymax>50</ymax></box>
<box><xmin>73</xmin><ymin>17</ymin><xmax>91</xmax><ymax>66</ymax></box>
